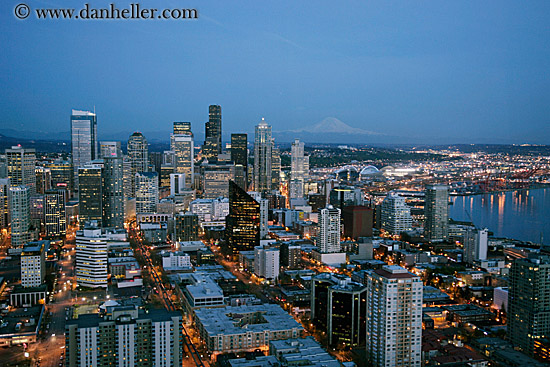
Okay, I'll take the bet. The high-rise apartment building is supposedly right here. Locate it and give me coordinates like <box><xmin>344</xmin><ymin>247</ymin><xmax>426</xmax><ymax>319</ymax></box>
<box><xmin>365</xmin><ymin>265</ymin><xmax>423</xmax><ymax>367</ymax></box>
<box><xmin>8</xmin><ymin>185</ymin><xmax>32</xmax><ymax>249</ymax></box>
<box><xmin>253</xmin><ymin>119</ymin><xmax>272</xmax><ymax>193</ymax></box>
<box><xmin>226</xmin><ymin>181</ymin><xmax>260</xmax><ymax>254</ymax></box>
<box><xmin>203</xmin><ymin>105</ymin><xmax>222</xmax><ymax>160</ymax></box>
<box><xmin>380</xmin><ymin>193</ymin><xmax>412</xmax><ymax>235</ymax></box>
<box><xmin>424</xmin><ymin>184</ymin><xmax>449</xmax><ymax>242</ymax></box>
<box><xmin>71</xmin><ymin>109</ymin><xmax>97</xmax><ymax>189</ymax></box>
<box><xmin>6</xmin><ymin>145</ymin><xmax>37</xmax><ymax>195</ymax></box>
<box><xmin>127</xmin><ymin>132</ymin><xmax>149</xmax><ymax>197</ymax></box>
<box><xmin>21</xmin><ymin>241</ymin><xmax>47</xmax><ymax>287</ymax></box>
<box><xmin>75</xmin><ymin>224</ymin><xmax>108</xmax><ymax>288</ymax></box>
<box><xmin>135</xmin><ymin>172</ymin><xmax>158</xmax><ymax>214</ymax></box>
<box><xmin>171</xmin><ymin>133</ymin><xmax>194</xmax><ymax>188</ymax></box>
<box><xmin>254</xmin><ymin>244</ymin><xmax>280</xmax><ymax>280</ymax></box>
<box><xmin>65</xmin><ymin>307</ymin><xmax>183</xmax><ymax>367</ymax></box>
<box><xmin>317</xmin><ymin>206</ymin><xmax>341</xmax><ymax>253</ymax></box>
<box><xmin>44</xmin><ymin>189</ymin><xmax>67</xmax><ymax>239</ymax></box>
<box><xmin>508</xmin><ymin>254</ymin><xmax>550</xmax><ymax>357</ymax></box>
<box><xmin>463</xmin><ymin>227</ymin><xmax>488</xmax><ymax>264</ymax></box>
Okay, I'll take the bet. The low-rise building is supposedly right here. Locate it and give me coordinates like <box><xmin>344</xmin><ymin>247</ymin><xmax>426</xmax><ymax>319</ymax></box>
<box><xmin>0</xmin><ymin>306</ymin><xmax>44</xmax><ymax>347</ymax></box>
<box><xmin>161</xmin><ymin>251</ymin><xmax>192</xmax><ymax>271</ymax></box>
<box><xmin>270</xmin><ymin>337</ymin><xmax>342</xmax><ymax>367</ymax></box>
<box><xmin>177</xmin><ymin>273</ymin><xmax>225</xmax><ymax>314</ymax></box>
<box><xmin>194</xmin><ymin>303</ymin><xmax>303</xmax><ymax>354</ymax></box>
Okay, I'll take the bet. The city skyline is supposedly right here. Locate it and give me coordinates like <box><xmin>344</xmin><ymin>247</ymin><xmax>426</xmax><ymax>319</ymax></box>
<box><xmin>1</xmin><ymin>1</ymin><xmax>550</xmax><ymax>144</ymax></box>
<box><xmin>1</xmin><ymin>2</ymin><xmax>550</xmax><ymax>366</ymax></box>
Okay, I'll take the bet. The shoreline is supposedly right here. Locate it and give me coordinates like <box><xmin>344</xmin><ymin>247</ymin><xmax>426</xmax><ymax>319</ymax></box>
<box><xmin>450</xmin><ymin>184</ymin><xmax>550</xmax><ymax>197</ymax></box>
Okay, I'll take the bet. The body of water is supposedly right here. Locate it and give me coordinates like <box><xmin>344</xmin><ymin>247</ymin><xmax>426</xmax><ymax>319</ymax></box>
<box><xmin>449</xmin><ymin>188</ymin><xmax>550</xmax><ymax>244</ymax></box>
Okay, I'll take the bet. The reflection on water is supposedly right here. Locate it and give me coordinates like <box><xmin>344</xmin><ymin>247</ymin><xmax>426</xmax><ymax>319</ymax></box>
<box><xmin>450</xmin><ymin>188</ymin><xmax>550</xmax><ymax>244</ymax></box>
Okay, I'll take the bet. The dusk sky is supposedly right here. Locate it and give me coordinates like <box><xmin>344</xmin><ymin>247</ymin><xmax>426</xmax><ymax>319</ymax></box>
<box><xmin>1</xmin><ymin>0</ymin><xmax>549</xmax><ymax>143</ymax></box>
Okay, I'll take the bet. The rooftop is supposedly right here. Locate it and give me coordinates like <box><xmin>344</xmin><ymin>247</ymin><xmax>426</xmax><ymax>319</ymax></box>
<box><xmin>194</xmin><ymin>303</ymin><xmax>302</xmax><ymax>336</ymax></box>
<box><xmin>374</xmin><ymin>265</ymin><xmax>418</xmax><ymax>279</ymax></box>
<box><xmin>270</xmin><ymin>337</ymin><xmax>341</xmax><ymax>367</ymax></box>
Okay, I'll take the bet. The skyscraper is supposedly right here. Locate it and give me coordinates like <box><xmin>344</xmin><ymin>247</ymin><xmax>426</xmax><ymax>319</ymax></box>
<box><xmin>202</xmin><ymin>161</ymin><xmax>235</xmax><ymax>199</ymax></box>
<box><xmin>380</xmin><ymin>193</ymin><xmax>412</xmax><ymax>235</ymax></box>
<box><xmin>231</xmin><ymin>133</ymin><xmax>248</xmax><ymax>190</ymax></box>
<box><xmin>71</xmin><ymin>109</ymin><xmax>97</xmax><ymax>189</ymax></box>
<box><xmin>6</xmin><ymin>145</ymin><xmax>37</xmax><ymax>195</ymax></box>
<box><xmin>424</xmin><ymin>184</ymin><xmax>449</xmax><ymax>242</ymax></box>
<box><xmin>44</xmin><ymin>189</ymin><xmax>67</xmax><ymax>239</ymax></box>
<box><xmin>8</xmin><ymin>185</ymin><xmax>32</xmax><ymax>249</ymax></box>
<box><xmin>247</xmin><ymin>191</ymin><xmax>268</xmax><ymax>239</ymax></box>
<box><xmin>127</xmin><ymin>132</ymin><xmax>149</xmax><ymax>197</ymax></box>
<box><xmin>271</xmin><ymin>145</ymin><xmax>281</xmax><ymax>192</ymax></box>
<box><xmin>226</xmin><ymin>181</ymin><xmax>260</xmax><ymax>254</ymax></box>
<box><xmin>35</xmin><ymin>166</ymin><xmax>51</xmax><ymax>194</ymax></box>
<box><xmin>311</xmin><ymin>273</ymin><xmax>367</xmax><ymax>347</ymax></box>
<box><xmin>253</xmin><ymin>118</ymin><xmax>272</xmax><ymax>193</ymax></box>
<box><xmin>508</xmin><ymin>254</ymin><xmax>550</xmax><ymax>357</ymax></box>
<box><xmin>342</xmin><ymin>206</ymin><xmax>374</xmax><ymax>239</ymax></box>
<box><xmin>0</xmin><ymin>178</ymin><xmax>10</xmax><ymax>230</ymax></box>
<box><xmin>171</xmin><ymin>132</ymin><xmax>194</xmax><ymax>188</ymax></box>
<box><xmin>78</xmin><ymin>163</ymin><xmax>103</xmax><ymax>226</ymax></box>
<box><xmin>45</xmin><ymin>158</ymin><xmax>73</xmax><ymax>193</ymax></box>
<box><xmin>231</xmin><ymin>134</ymin><xmax>248</xmax><ymax>168</ymax></box>
<box><xmin>317</xmin><ymin>205</ymin><xmax>341</xmax><ymax>253</ymax></box>
<box><xmin>135</xmin><ymin>172</ymin><xmax>158</xmax><ymax>214</ymax></box>
<box><xmin>290</xmin><ymin>139</ymin><xmax>308</xmax><ymax>199</ymax></box>
<box><xmin>203</xmin><ymin>105</ymin><xmax>222</xmax><ymax>160</ymax></box>
<box><xmin>170</xmin><ymin>173</ymin><xmax>187</xmax><ymax>196</ymax></box>
<box><xmin>100</xmin><ymin>142</ymin><xmax>124</xmax><ymax>228</ymax></box>
<box><xmin>365</xmin><ymin>265</ymin><xmax>423</xmax><ymax>367</ymax></box>
<box><xmin>173</xmin><ymin>121</ymin><xmax>193</xmax><ymax>136</ymax></box>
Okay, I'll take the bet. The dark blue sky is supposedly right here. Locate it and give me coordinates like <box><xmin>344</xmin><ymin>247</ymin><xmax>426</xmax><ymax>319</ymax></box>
<box><xmin>1</xmin><ymin>0</ymin><xmax>549</xmax><ymax>143</ymax></box>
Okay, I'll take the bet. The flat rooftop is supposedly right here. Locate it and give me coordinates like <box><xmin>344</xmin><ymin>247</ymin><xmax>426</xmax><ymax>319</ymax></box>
<box><xmin>195</xmin><ymin>303</ymin><xmax>303</xmax><ymax>336</ymax></box>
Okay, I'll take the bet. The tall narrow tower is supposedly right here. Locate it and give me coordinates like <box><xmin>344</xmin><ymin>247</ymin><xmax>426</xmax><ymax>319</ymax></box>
<box><xmin>290</xmin><ymin>139</ymin><xmax>308</xmax><ymax>199</ymax></box>
<box><xmin>424</xmin><ymin>184</ymin><xmax>449</xmax><ymax>242</ymax></box>
<box><xmin>317</xmin><ymin>205</ymin><xmax>341</xmax><ymax>253</ymax></box>
<box><xmin>253</xmin><ymin>118</ymin><xmax>272</xmax><ymax>193</ymax></box>
<box><xmin>127</xmin><ymin>132</ymin><xmax>149</xmax><ymax>198</ymax></box>
<box><xmin>203</xmin><ymin>105</ymin><xmax>222</xmax><ymax>160</ymax></box>
<box><xmin>71</xmin><ymin>109</ymin><xmax>97</xmax><ymax>190</ymax></box>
